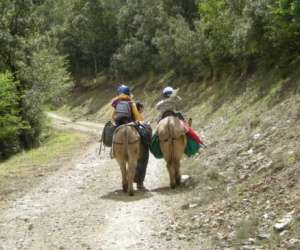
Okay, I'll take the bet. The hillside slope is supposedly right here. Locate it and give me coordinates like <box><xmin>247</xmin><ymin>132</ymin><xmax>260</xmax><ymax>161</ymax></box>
<box><xmin>59</xmin><ymin>70</ymin><xmax>300</xmax><ymax>249</ymax></box>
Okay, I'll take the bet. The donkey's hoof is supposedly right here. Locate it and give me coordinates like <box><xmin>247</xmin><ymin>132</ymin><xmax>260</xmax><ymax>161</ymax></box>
<box><xmin>176</xmin><ymin>178</ymin><xmax>181</xmax><ymax>186</ymax></box>
<box><xmin>170</xmin><ymin>184</ymin><xmax>176</xmax><ymax>189</ymax></box>
<box><xmin>122</xmin><ymin>184</ymin><xmax>128</xmax><ymax>192</ymax></box>
<box><xmin>129</xmin><ymin>191</ymin><xmax>134</xmax><ymax>196</ymax></box>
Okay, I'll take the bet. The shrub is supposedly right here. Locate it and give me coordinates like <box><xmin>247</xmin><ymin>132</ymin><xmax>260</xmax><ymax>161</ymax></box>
<box><xmin>0</xmin><ymin>72</ymin><xmax>21</xmax><ymax>159</ymax></box>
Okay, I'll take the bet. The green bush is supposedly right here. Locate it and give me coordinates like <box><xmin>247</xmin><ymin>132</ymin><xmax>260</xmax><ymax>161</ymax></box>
<box><xmin>17</xmin><ymin>46</ymin><xmax>73</xmax><ymax>148</ymax></box>
<box><xmin>111</xmin><ymin>38</ymin><xmax>152</xmax><ymax>78</ymax></box>
<box><xmin>0</xmin><ymin>72</ymin><xmax>21</xmax><ymax>159</ymax></box>
<box><xmin>267</xmin><ymin>0</ymin><xmax>300</xmax><ymax>52</ymax></box>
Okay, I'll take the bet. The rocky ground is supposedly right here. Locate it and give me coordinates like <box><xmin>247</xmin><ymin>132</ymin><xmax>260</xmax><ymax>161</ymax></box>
<box><xmin>0</xmin><ymin>114</ymin><xmax>203</xmax><ymax>250</ymax></box>
<box><xmin>1</xmin><ymin>79</ymin><xmax>299</xmax><ymax>249</ymax></box>
<box><xmin>165</xmin><ymin>88</ymin><xmax>300</xmax><ymax>249</ymax></box>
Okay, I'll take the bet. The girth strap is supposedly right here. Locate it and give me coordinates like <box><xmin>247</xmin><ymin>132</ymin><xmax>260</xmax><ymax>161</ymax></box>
<box><xmin>113</xmin><ymin>139</ymin><xmax>139</xmax><ymax>145</ymax></box>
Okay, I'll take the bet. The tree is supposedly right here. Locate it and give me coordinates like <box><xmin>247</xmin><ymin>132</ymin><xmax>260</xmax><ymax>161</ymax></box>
<box><xmin>0</xmin><ymin>72</ymin><xmax>20</xmax><ymax>159</ymax></box>
<box><xmin>112</xmin><ymin>0</ymin><xmax>169</xmax><ymax>77</ymax></box>
<box><xmin>0</xmin><ymin>0</ymin><xmax>74</xmax><ymax>156</ymax></box>
<box><xmin>267</xmin><ymin>0</ymin><xmax>300</xmax><ymax>53</ymax></box>
<box><xmin>162</xmin><ymin>0</ymin><xmax>199</xmax><ymax>27</ymax></box>
<box><xmin>63</xmin><ymin>0</ymin><xmax>120</xmax><ymax>76</ymax></box>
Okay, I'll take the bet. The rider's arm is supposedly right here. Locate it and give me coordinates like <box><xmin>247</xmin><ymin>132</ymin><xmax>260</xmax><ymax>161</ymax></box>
<box><xmin>111</xmin><ymin>98</ymin><xmax>117</xmax><ymax>122</ymax></box>
<box><xmin>131</xmin><ymin>103</ymin><xmax>143</xmax><ymax>122</ymax></box>
<box><xmin>174</xmin><ymin>95</ymin><xmax>182</xmax><ymax>110</ymax></box>
<box><xmin>111</xmin><ymin>109</ymin><xmax>116</xmax><ymax>122</ymax></box>
<box><xmin>155</xmin><ymin>100</ymin><xmax>164</xmax><ymax>112</ymax></box>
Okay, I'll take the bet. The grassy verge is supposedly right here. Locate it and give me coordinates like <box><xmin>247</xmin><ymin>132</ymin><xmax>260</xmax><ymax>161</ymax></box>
<box><xmin>0</xmin><ymin>130</ymin><xmax>88</xmax><ymax>205</ymax></box>
<box><xmin>178</xmin><ymin>71</ymin><xmax>300</xmax><ymax>248</ymax></box>
<box><xmin>0</xmin><ymin>131</ymin><xmax>86</xmax><ymax>171</ymax></box>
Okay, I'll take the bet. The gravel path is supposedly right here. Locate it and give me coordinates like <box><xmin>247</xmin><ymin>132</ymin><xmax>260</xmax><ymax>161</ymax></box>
<box><xmin>0</xmin><ymin>114</ymin><xmax>201</xmax><ymax>250</ymax></box>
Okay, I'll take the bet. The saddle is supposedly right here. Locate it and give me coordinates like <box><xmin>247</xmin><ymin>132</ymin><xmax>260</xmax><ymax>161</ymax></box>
<box><xmin>161</xmin><ymin>110</ymin><xmax>177</xmax><ymax>120</ymax></box>
<box><xmin>131</xmin><ymin>123</ymin><xmax>152</xmax><ymax>145</ymax></box>
<box><xmin>105</xmin><ymin>122</ymin><xmax>152</xmax><ymax>147</ymax></box>
<box><xmin>161</xmin><ymin>110</ymin><xmax>185</xmax><ymax>121</ymax></box>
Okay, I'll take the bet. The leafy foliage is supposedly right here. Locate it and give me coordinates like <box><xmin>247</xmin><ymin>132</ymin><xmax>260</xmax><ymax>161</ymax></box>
<box><xmin>1</xmin><ymin>0</ymin><xmax>299</xmax><ymax>158</ymax></box>
<box><xmin>29</xmin><ymin>0</ymin><xmax>299</xmax><ymax>79</ymax></box>
<box><xmin>0</xmin><ymin>72</ymin><xmax>20</xmax><ymax>159</ymax></box>
<box><xmin>19</xmin><ymin>47</ymin><xmax>73</xmax><ymax>106</ymax></box>
<box><xmin>63</xmin><ymin>0</ymin><xmax>121</xmax><ymax>76</ymax></box>
<box><xmin>0</xmin><ymin>1</ymin><xmax>73</xmax><ymax>159</ymax></box>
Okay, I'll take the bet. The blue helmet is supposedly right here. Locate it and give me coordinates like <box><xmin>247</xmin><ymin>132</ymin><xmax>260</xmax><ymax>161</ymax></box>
<box><xmin>117</xmin><ymin>85</ymin><xmax>130</xmax><ymax>95</ymax></box>
<box><xmin>162</xmin><ymin>86</ymin><xmax>174</xmax><ymax>97</ymax></box>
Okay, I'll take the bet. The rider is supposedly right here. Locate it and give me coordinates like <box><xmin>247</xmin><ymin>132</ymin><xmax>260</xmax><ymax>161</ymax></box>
<box><xmin>134</xmin><ymin>101</ymin><xmax>152</xmax><ymax>190</ymax></box>
<box><xmin>154</xmin><ymin>87</ymin><xmax>204</xmax><ymax>157</ymax></box>
<box><xmin>112</xmin><ymin>87</ymin><xmax>150</xmax><ymax>190</ymax></box>
<box><xmin>156</xmin><ymin>86</ymin><xmax>185</xmax><ymax>121</ymax></box>
<box><xmin>112</xmin><ymin>85</ymin><xmax>143</xmax><ymax>126</ymax></box>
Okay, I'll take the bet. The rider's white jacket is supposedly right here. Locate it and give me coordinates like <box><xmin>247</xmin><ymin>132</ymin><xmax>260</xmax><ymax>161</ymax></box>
<box><xmin>155</xmin><ymin>89</ymin><xmax>182</xmax><ymax>121</ymax></box>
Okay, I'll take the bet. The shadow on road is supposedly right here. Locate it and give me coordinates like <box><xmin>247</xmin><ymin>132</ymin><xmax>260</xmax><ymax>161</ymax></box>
<box><xmin>150</xmin><ymin>185</ymin><xmax>191</xmax><ymax>195</ymax></box>
<box><xmin>101</xmin><ymin>189</ymin><xmax>153</xmax><ymax>202</ymax></box>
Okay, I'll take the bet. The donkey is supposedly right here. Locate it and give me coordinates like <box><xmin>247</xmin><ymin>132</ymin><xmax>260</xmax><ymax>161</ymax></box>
<box><xmin>157</xmin><ymin>116</ymin><xmax>187</xmax><ymax>189</ymax></box>
<box><xmin>112</xmin><ymin>124</ymin><xmax>141</xmax><ymax>196</ymax></box>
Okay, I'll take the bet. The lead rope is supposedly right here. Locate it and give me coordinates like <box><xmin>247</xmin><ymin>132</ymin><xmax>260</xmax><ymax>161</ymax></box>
<box><xmin>167</xmin><ymin>118</ymin><xmax>174</xmax><ymax>164</ymax></box>
<box><xmin>98</xmin><ymin>139</ymin><xmax>103</xmax><ymax>155</ymax></box>
<box><xmin>98</xmin><ymin>128</ymin><xmax>103</xmax><ymax>155</ymax></box>
<box><xmin>110</xmin><ymin>147</ymin><xmax>113</xmax><ymax>159</ymax></box>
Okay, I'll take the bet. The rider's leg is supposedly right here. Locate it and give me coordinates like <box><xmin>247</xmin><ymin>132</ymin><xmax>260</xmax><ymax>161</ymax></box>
<box><xmin>135</xmin><ymin>144</ymin><xmax>149</xmax><ymax>189</ymax></box>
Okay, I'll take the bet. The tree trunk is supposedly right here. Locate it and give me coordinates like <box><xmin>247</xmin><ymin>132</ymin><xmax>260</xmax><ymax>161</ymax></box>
<box><xmin>93</xmin><ymin>55</ymin><xmax>98</xmax><ymax>76</ymax></box>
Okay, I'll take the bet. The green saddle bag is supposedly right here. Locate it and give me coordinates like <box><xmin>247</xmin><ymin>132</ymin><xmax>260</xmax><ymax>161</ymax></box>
<box><xmin>184</xmin><ymin>137</ymin><xmax>200</xmax><ymax>157</ymax></box>
<box><xmin>149</xmin><ymin>134</ymin><xmax>163</xmax><ymax>159</ymax></box>
<box><xmin>150</xmin><ymin>134</ymin><xmax>201</xmax><ymax>159</ymax></box>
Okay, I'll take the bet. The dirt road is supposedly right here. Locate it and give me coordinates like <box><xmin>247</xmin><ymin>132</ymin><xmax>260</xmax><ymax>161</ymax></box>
<box><xmin>0</xmin><ymin>114</ymin><xmax>201</xmax><ymax>250</ymax></box>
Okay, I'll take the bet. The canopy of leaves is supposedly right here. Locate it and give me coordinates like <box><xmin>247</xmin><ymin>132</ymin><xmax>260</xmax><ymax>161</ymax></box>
<box><xmin>0</xmin><ymin>0</ymin><xmax>73</xmax><ymax>159</ymax></box>
<box><xmin>59</xmin><ymin>0</ymin><xmax>299</xmax><ymax>78</ymax></box>
<box><xmin>1</xmin><ymin>0</ymin><xmax>299</xmax><ymax>158</ymax></box>
<box><xmin>0</xmin><ymin>72</ymin><xmax>20</xmax><ymax>159</ymax></box>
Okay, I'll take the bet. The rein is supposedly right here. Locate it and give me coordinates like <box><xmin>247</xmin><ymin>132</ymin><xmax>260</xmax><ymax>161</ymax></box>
<box><xmin>168</xmin><ymin>117</ymin><xmax>174</xmax><ymax>164</ymax></box>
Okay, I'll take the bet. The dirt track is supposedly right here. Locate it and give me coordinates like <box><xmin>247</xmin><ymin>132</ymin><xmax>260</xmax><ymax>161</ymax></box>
<box><xmin>0</xmin><ymin>114</ymin><xmax>201</xmax><ymax>250</ymax></box>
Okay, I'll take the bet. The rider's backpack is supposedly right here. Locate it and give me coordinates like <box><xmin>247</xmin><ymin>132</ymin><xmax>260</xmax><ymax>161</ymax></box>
<box><xmin>115</xmin><ymin>101</ymin><xmax>132</xmax><ymax>122</ymax></box>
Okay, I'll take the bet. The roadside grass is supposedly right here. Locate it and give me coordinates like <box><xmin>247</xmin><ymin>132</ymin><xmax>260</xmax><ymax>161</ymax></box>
<box><xmin>0</xmin><ymin>131</ymin><xmax>86</xmax><ymax>172</ymax></box>
<box><xmin>267</xmin><ymin>213</ymin><xmax>300</xmax><ymax>249</ymax></box>
<box><xmin>289</xmin><ymin>216</ymin><xmax>300</xmax><ymax>239</ymax></box>
<box><xmin>176</xmin><ymin>70</ymin><xmax>300</xmax><ymax>248</ymax></box>
<box><xmin>56</xmin><ymin>88</ymin><xmax>114</xmax><ymax>122</ymax></box>
<box><xmin>235</xmin><ymin>216</ymin><xmax>259</xmax><ymax>241</ymax></box>
<box><xmin>0</xmin><ymin>130</ymin><xmax>88</xmax><ymax>204</ymax></box>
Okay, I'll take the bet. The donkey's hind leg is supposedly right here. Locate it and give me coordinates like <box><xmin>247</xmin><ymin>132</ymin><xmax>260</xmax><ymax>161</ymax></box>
<box><xmin>127</xmin><ymin>159</ymin><xmax>137</xmax><ymax>196</ymax></box>
<box><xmin>167</xmin><ymin>161</ymin><xmax>176</xmax><ymax>189</ymax></box>
<box><xmin>117</xmin><ymin>159</ymin><xmax>127</xmax><ymax>192</ymax></box>
<box><xmin>174</xmin><ymin>160</ymin><xmax>181</xmax><ymax>186</ymax></box>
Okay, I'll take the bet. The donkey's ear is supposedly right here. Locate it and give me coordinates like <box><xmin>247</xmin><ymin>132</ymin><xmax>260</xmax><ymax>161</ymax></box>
<box><xmin>188</xmin><ymin>118</ymin><xmax>192</xmax><ymax>127</ymax></box>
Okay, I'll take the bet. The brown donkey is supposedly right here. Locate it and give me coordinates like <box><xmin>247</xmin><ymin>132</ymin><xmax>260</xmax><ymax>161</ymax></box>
<box><xmin>112</xmin><ymin>125</ymin><xmax>141</xmax><ymax>196</ymax></box>
<box><xmin>157</xmin><ymin>116</ymin><xmax>187</xmax><ymax>189</ymax></box>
